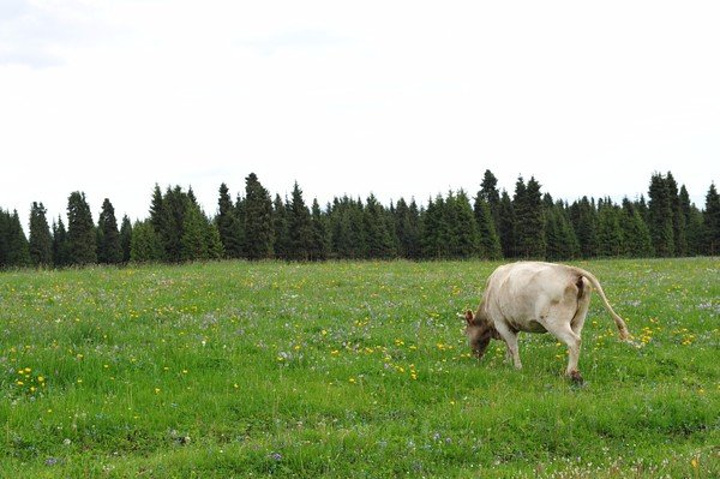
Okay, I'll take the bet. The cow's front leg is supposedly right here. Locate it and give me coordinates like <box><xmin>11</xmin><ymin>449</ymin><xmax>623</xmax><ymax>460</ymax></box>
<box><xmin>494</xmin><ymin>323</ymin><xmax>522</xmax><ymax>369</ymax></box>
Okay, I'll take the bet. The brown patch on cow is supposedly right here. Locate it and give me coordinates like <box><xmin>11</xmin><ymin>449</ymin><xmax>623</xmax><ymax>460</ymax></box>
<box><xmin>570</xmin><ymin>370</ymin><xmax>584</xmax><ymax>385</ymax></box>
<box><xmin>575</xmin><ymin>275</ymin><xmax>585</xmax><ymax>300</ymax></box>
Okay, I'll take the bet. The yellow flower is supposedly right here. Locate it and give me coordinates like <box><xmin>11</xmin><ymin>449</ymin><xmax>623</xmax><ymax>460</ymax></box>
<box><xmin>37</xmin><ymin>376</ymin><xmax>45</xmax><ymax>383</ymax></box>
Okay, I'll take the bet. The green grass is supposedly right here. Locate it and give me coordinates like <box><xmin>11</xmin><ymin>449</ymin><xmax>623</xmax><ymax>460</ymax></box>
<box><xmin>1</xmin><ymin>259</ymin><xmax>718</xmax><ymax>478</ymax></box>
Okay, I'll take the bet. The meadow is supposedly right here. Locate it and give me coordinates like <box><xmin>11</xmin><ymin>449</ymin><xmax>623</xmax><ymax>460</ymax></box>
<box><xmin>0</xmin><ymin>258</ymin><xmax>718</xmax><ymax>478</ymax></box>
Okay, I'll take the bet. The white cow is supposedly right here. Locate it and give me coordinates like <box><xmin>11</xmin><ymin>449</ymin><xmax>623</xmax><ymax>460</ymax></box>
<box><xmin>464</xmin><ymin>261</ymin><xmax>631</xmax><ymax>383</ymax></box>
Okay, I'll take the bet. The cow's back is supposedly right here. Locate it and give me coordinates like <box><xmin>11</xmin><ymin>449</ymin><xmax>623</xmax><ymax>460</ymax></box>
<box><xmin>483</xmin><ymin>262</ymin><xmax>576</xmax><ymax>323</ymax></box>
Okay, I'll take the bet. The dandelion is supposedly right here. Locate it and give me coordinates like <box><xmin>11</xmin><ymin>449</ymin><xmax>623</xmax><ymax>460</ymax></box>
<box><xmin>349</xmin><ymin>377</ymin><xmax>356</xmax><ymax>384</ymax></box>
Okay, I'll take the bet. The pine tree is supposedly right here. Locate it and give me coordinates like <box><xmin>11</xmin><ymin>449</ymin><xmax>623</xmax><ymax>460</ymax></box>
<box><xmin>120</xmin><ymin>216</ymin><xmax>133</xmax><ymax>263</ymax></box>
<box><xmin>67</xmin><ymin>192</ymin><xmax>97</xmax><ymax>265</ymax></box>
<box><xmin>647</xmin><ymin>173</ymin><xmax>675</xmax><ymax>257</ymax></box>
<box><xmin>244</xmin><ymin>173</ymin><xmax>274</xmax><ymax>260</ymax></box>
<box><xmin>97</xmin><ymin>198</ymin><xmax>123</xmax><ymax>264</ymax></box>
<box><xmin>216</xmin><ymin>183</ymin><xmax>243</xmax><ymax>258</ymax></box>
<box><xmin>29</xmin><ymin>202</ymin><xmax>53</xmax><ymax>267</ymax></box>
<box><xmin>704</xmin><ymin>182</ymin><xmax>720</xmax><ymax>256</ymax></box>
<box><xmin>288</xmin><ymin>182</ymin><xmax>313</xmax><ymax>261</ymax></box>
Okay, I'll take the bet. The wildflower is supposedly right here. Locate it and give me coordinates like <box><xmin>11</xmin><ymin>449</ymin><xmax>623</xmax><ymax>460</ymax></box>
<box><xmin>349</xmin><ymin>377</ymin><xmax>356</xmax><ymax>384</ymax></box>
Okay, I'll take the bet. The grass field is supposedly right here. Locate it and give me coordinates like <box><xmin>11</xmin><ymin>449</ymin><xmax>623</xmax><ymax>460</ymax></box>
<box><xmin>1</xmin><ymin>258</ymin><xmax>718</xmax><ymax>478</ymax></box>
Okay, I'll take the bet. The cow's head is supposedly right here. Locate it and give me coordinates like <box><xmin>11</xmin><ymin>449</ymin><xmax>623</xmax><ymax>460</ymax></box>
<box><xmin>463</xmin><ymin>309</ymin><xmax>495</xmax><ymax>359</ymax></box>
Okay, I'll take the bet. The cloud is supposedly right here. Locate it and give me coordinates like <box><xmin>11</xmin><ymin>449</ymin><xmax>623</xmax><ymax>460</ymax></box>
<box><xmin>242</xmin><ymin>29</ymin><xmax>350</xmax><ymax>56</ymax></box>
<box><xmin>0</xmin><ymin>0</ymin><xmax>109</xmax><ymax>68</ymax></box>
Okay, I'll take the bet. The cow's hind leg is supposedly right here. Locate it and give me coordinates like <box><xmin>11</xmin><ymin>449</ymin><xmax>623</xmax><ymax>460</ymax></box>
<box><xmin>544</xmin><ymin>305</ymin><xmax>584</xmax><ymax>384</ymax></box>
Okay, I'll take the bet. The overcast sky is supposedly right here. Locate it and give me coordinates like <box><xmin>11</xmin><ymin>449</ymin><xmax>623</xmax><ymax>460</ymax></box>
<box><xmin>2</xmin><ymin>0</ymin><xmax>719</xmax><ymax>229</ymax></box>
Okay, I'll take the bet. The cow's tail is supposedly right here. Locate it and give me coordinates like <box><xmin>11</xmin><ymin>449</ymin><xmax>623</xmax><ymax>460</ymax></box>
<box><xmin>574</xmin><ymin>268</ymin><xmax>631</xmax><ymax>341</ymax></box>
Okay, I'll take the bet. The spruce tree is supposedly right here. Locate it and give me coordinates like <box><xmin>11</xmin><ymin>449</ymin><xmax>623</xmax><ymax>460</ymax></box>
<box><xmin>148</xmin><ymin>184</ymin><xmax>165</xmax><ymax>260</ymax></box>
<box><xmin>0</xmin><ymin>209</ymin><xmax>30</xmax><ymax>267</ymax></box>
<box><xmin>160</xmin><ymin>186</ymin><xmax>189</xmax><ymax>263</ymax></box>
<box><xmin>29</xmin><ymin>202</ymin><xmax>53</xmax><ymax>267</ymax></box>
<box><xmin>447</xmin><ymin>190</ymin><xmax>479</xmax><ymax>258</ymax></box>
<box><xmin>364</xmin><ymin>194</ymin><xmax>395</xmax><ymax>259</ymax></box>
<box><xmin>288</xmin><ymin>182</ymin><xmax>313</xmax><ymax>261</ymax></box>
<box><xmin>479</xmin><ymin>169</ymin><xmax>502</xmax><ymax>234</ymax></box>
<box><xmin>704</xmin><ymin>182</ymin><xmax>720</xmax><ymax>256</ymax></box>
<box><xmin>0</xmin><ymin>210</ymin><xmax>8</xmax><ymax>267</ymax></box>
<box><xmin>679</xmin><ymin>186</ymin><xmax>700</xmax><ymax>256</ymax></box>
<box><xmin>120</xmin><ymin>216</ymin><xmax>133</xmax><ymax>263</ymax></box>
<box><xmin>666</xmin><ymin>172</ymin><xmax>687</xmax><ymax>256</ymax></box>
<box><xmin>216</xmin><ymin>183</ymin><xmax>243</xmax><ymax>259</ymax></box>
<box><xmin>497</xmin><ymin>191</ymin><xmax>516</xmax><ymax>259</ymax></box>
<box><xmin>647</xmin><ymin>173</ymin><xmax>675</xmax><ymax>257</ymax></box>
<box><xmin>474</xmin><ymin>194</ymin><xmax>502</xmax><ymax>259</ymax></box>
<box><xmin>597</xmin><ymin>199</ymin><xmax>624</xmax><ymax>257</ymax></box>
<box><xmin>244</xmin><ymin>173</ymin><xmax>274</xmax><ymax>260</ymax></box>
<box><xmin>394</xmin><ymin>198</ymin><xmax>421</xmax><ymax>259</ymax></box>
<box><xmin>130</xmin><ymin>219</ymin><xmax>163</xmax><ymax>263</ymax></box>
<box><xmin>67</xmin><ymin>191</ymin><xmax>97</xmax><ymax>265</ymax></box>
<box><xmin>309</xmin><ymin>199</ymin><xmax>330</xmax><ymax>261</ymax></box>
<box><xmin>205</xmin><ymin>217</ymin><xmax>224</xmax><ymax>260</ymax></box>
<box><xmin>570</xmin><ymin>197</ymin><xmax>599</xmax><ymax>258</ymax></box>
<box><xmin>620</xmin><ymin>199</ymin><xmax>654</xmax><ymax>257</ymax></box>
<box><xmin>180</xmin><ymin>199</ymin><xmax>209</xmax><ymax>261</ymax></box>
<box><xmin>97</xmin><ymin>198</ymin><xmax>123</xmax><ymax>264</ymax></box>
<box><xmin>272</xmin><ymin>195</ymin><xmax>291</xmax><ymax>260</ymax></box>
<box><xmin>421</xmin><ymin>196</ymin><xmax>450</xmax><ymax>259</ymax></box>
<box><xmin>52</xmin><ymin>217</ymin><xmax>71</xmax><ymax>267</ymax></box>
<box><xmin>514</xmin><ymin>177</ymin><xmax>546</xmax><ymax>258</ymax></box>
<box><xmin>234</xmin><ymin>194</ymin><xmax>247</xmax><ymax>257</ymax></box>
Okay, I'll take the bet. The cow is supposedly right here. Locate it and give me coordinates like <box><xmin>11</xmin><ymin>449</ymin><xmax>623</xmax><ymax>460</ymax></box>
<box><xmin>463</xmin><ymin>261</ymin><xmax>631</xmax><ymax>383</ymax></box>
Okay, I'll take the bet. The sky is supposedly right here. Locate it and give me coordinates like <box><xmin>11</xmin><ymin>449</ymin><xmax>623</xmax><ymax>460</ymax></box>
<box><xmin>2</xmin><ymin>0</ymin><xmax>719</xmax><ymax>230</ymax></box>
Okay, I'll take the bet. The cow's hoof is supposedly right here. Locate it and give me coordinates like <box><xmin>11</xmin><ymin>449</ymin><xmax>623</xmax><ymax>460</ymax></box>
<box><xmin>569</xmin><ymin>370</ymin><xmax>584</xmax><ymax>386</ymax></box>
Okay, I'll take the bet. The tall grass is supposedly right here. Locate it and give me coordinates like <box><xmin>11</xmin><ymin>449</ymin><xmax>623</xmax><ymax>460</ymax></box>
<box><xmin>1</xmin><ymin>259</ymin><xmax>718</xmax><ymax>477</ymax></box>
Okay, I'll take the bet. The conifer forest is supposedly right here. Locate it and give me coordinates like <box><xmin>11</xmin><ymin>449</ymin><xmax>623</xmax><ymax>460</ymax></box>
<box><xmin>1</xmin><ymin>170</ymin><xmax>719</xmax><ymax>268</ymax></box>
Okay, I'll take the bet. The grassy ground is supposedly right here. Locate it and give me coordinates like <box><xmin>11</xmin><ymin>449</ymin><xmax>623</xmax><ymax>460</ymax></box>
<box><xmin>0</xmin><ymin>258</ymin><xmax>718</xmax><ymax>478</ymax></box>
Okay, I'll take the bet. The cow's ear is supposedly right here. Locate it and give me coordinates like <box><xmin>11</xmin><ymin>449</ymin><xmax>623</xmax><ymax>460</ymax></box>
<box><xmin>464</xmin><ymin>310</ymin><xmax>474</xmax><ymax>325</ymax></box>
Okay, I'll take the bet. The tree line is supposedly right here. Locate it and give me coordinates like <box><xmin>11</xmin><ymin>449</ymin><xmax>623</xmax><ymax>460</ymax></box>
<box><xmin>1</xmin><ymin>170</ymin><xmax>719</xmax><ymax>269</ymax></box>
